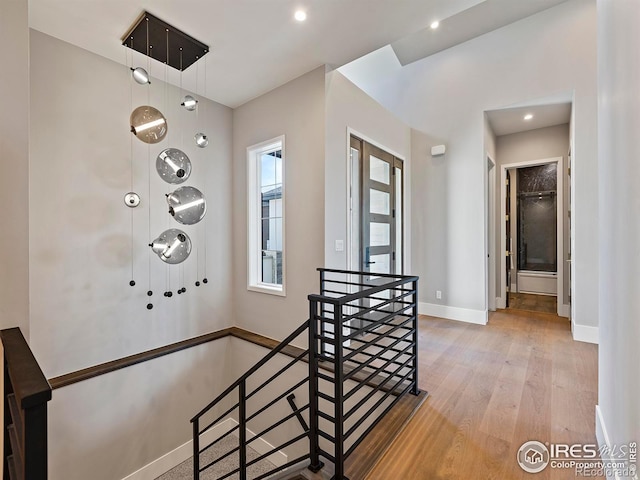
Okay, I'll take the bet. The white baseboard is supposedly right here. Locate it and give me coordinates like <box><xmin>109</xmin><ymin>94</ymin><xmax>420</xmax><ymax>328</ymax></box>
<box><xmin>121</xmin><ymin>418</ymin><xmax>287</xmax><ymax>480</ymax></box>
<box><xmin>596</xmin><ymin>406</ymin><xmax>639</xmax><ymax>480</ymax></box>
<box><xmin>496</xmin><ymin>296</ymin><xmax>506</xmax><ymax>309</ymax></box>
<box><xmin>241</xmin><ymin>419</ymin><xmax>288</xmax><ymax>467</ymax></box>
<box><xmin>419</xmin><ymin>302</ymin><xmax>487</xmax><ymax>325</ymax></box>
<box><xmin>121</xmin><ymin>418</ymin><xmax>235</xmax><ymax>480</ymax></box>
<box><xmin>572</xmin><ymin>320</ymin><xmax>599</xmax><ymax>344</ymax></box>
<box><xmin>558</xmin><ymin>303</ymin><xmax>570</xmax><ymax>318</ymax></box>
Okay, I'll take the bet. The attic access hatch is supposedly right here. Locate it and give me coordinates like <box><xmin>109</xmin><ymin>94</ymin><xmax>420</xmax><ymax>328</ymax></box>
<box><xmin>122</xmin><ymin>11</ymin><xmax>209</xmax><ymax>71</ymax></box>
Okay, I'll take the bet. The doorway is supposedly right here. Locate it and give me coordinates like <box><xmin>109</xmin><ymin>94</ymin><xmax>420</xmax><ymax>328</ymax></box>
<box><xmin>345</xmin><ymin>134</ymin><xmax>405</xmax><ymax>338</ymax></box>
<box><xmin>500</xmin><ymin>157</ymin><xmax>565</xmax><ymax>316</ymax></box>
<box><xmin>349</xmin><ymin>135</ymin><xmax>404</xmax><ymax>275</ymax></box>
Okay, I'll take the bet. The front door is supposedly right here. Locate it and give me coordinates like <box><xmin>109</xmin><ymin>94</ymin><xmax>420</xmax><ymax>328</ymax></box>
<box><xmin>348</xmin><ymin>136</ymin><xmax>404</xmax><ymax>335</ymax></box>
<box><xmin>357</xmin><ymin>138</ymin><xmax>403</xmax><ymax>275</ymax></box>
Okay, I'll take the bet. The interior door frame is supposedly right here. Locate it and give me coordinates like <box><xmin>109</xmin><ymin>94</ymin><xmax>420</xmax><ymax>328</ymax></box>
<box><xmin>485</xmin><ymin>155</ymin><xmax>496</xmax><ymax>312</ymax></box>
<box><xmin>346</xmin><ymin>128</ymin><xmax>406</xmax><ymax>275</ymax></box>
<box><xmin>499</xmin><ymin>156</ymin><xmax>566</xmax><ymax>317</ymax></box>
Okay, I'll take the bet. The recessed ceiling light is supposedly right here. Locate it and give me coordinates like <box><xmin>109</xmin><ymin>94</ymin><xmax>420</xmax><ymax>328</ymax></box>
<box><xmin>430</xmin><ymin>21</ymin><xmax>440</xmax><ymax>29</ymax></box>
<box><xmin>524</xmin><ymin>114</ymin><xmax>533</xmax><ymax>120</ymax></box>
<box><xmin>294</xmin><ymin>10</ymin><xmax>307</xmax><ymax>22</ymax></box>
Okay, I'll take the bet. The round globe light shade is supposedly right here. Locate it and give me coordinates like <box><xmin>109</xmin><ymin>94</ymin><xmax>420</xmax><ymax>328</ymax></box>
<box><xmin>156</xmin><ymin>148</ymin><xmax>192</xmax><ymax>184</ymax></box>
<box><xmin>166</xmin><ymin>186</ymin><xmax>207</xmax><ymax>225</ymax></box>
<box><xmin>195</xmin><ymin>132</ymin><xmax>209</xmax><ymax>148</ymax></box>
<box><xmin>130</xmin><ymin>105</ymin><xmax>167</xmax><ymax>144</ymax></box>
<box><xmin>132</xmin><ymin>67</ymin><xmax>150</xmax><ymax>84</ymax></box>
<box><xmin>181</xmin><ymin>95</ymin><xmax>198</xmax><ymax>111</ymax></box>
<box><xmin>149</xmin><ymin>229</ymin><xmax>192</xmax><ymax>264</ymax></box>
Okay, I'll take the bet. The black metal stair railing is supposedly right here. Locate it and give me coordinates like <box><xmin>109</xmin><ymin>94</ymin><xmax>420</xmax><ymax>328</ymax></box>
<box><xmin>190</xmin><ymin>320</ymin><xmax>312</xmax><ymax>480</ymax></box>
<box><xmin>308</xmin><ymin>268</ymin><xmax>419</xmax><ymax>479</ymax></box>
<box><xmin>191</xmin><ymin>268</ymin><xmax>419</xmax><ymax>480</ymax></box>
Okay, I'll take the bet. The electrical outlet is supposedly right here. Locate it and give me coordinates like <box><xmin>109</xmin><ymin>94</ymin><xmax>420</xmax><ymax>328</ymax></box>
<box><xmin>436</xmin><ymin>290</ymin><xmax>442</xmax><ymax>300</ymax></box>
<box><xmin>335</xmin><ymin>240</ymin><xmax>344</xmax><ymax>252</ymax></box>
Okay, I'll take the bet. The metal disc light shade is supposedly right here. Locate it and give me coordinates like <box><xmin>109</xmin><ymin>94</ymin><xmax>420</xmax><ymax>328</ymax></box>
<box><xmin>156</xmin><ymin>148</ymin><xmax>191</xmax><ymax>184</ymax></box>
<box><xmin>149</xmin><ymin>229</ymin><xmax>192</xmax><ymax>264</ymax></box>
<box><xmin>131</xmin><ymin>67</ymin><xmax>151</xmax><ymax>84</ymax></box>
<box><xmin>181</xmin><ymin>95</ymin><xmax>198</xmax><ymax>111</ymax></box>
<box><xmin>166</xmin><ymin>186</ymin><xmax>206</xmax><ymax>225</ymax></box>
<box><xmin>130</xmin><ymin>105</ymin><xmax>167</xmax><ymax>144</ymax></box>
<box><xmin>194</xmin><ymin>132</ymin><xmax>209</xmax><ymax>148</ymax></box>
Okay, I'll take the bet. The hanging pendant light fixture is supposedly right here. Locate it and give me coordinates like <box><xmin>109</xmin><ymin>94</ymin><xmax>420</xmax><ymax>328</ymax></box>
<box><xmin>194</xmin><ymin>132</ymin><xmax>209</xmax><ymax>148</ymax></box>
<box><xmin>181</xmin><ymin>95</ymin><xmax>198</xmax><ymax>111</ymax></box>
<box><xmin>149</xmin><ymin>229</ymin><xmax>192</xmax><ymax>264</ymax></box>
<box><xmin>123</xmin><ymin>11</ymin><xmax>211</xmax><ymax>304</ymax></box>
<box><xmin>130</xmin><ymin>105</ymin><xmax>167</xmax><ymax>144</ymax></box>
<box><xmin>131</xmin><ymin>67</ymin><xmax>151</xmax><ymax>84</ymax></box>
<box><xmin>156</xmin><ymin>148</ymin><xmax>191</xmax><ymax>184</ymax></box>
<box><xmin>124</xmin><ymin>192</ymin><xmax>141</xmax><ymax>208</ymax></box>
<box><xmin>166</xmin><ymin>186</ymin><xmax>207</xmax><ymax>225</ymax></box>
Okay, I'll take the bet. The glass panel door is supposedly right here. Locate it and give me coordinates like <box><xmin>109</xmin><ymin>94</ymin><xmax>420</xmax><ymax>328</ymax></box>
<box><xmin>352</xmin><ymin>138</ymin><xmax>404</xmax><ymax>336</ymax></box>
<box><xmin>362</xmin><ymin>142</ymin><xmax>396</xmax><ymax>276</ymax></box>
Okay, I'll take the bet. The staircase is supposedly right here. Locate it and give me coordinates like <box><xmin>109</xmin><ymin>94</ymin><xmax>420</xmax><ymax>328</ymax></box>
<box><xmin>191</xmin><ymin>269</ymin><xmax>420</xmax><ymax>480</ymax></box>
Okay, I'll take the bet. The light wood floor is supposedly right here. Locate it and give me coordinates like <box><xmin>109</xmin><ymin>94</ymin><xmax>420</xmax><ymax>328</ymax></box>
<box><xmin>508</xmin><ymin>292</ymin><xmax>557</xmax><ymax>315</ymax></box>
<box><xmin>366</xmin><ymin>310</ymin><xmax>600</xmax><ymax>480</ymax></box>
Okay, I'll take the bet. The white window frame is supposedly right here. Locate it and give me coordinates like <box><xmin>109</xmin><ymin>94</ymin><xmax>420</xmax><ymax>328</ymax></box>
<box><xmin>247</xmin><ymin>135</ymin><xmax>286</xmax><ymax>296</ymax></box>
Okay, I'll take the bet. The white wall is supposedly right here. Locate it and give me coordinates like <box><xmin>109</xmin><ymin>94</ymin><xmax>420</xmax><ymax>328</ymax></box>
<box><xmin>29</xmin><ymin>30</ymin><xmax>234</xmax><ymax>378</ymax></box>
<box><xmin>27</xmin><ymin>30</ymin><xmax>235</xmax><ymax>479</ymax></box>
<box><xmin>49</xmin><ymin>338</ymin><xmax>230</xmax><ymax>480</ymax></box>
<box><xmin>410</xmin><ymin>129</ymin><xmax>453</xmax><ymax>305</ymax></box>
<box><xmin>324</xmin><ymin>70</ymin><xmax>412</xmax><ymax>272</ymax></box>
<box><xmin>495</xmin><ymin>124</ymin><xmax>570</xmax><ymax>308</ymax></box>
<box><xmin>0</xmin><ymin>1</ymin><xmax>29</xmax><ymax>468</ymax></box>
<box><xmin>340</xmin><ymin>0</ymin><xmax>598</xmax><ymax>329</ymax></box>
<box><xmin>232</xmin><ymin>67</ymin><xmax>325</xmax><ymax>343</ymax></box>
<box><xmin>596</xmin><ymin>0</ymin><xmax>640</xmax><ymax>459</ymax></box>
<box><xmin>0</xmin><ymin>0</ymin><xmax>30</xmax><ymax>336</ymax></box>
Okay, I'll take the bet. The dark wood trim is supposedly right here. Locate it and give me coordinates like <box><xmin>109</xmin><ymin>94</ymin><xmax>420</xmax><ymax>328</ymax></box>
<box><xmin>228</xmin><ymin>327</ymin><xmax>307</xmax><ymax>359</ymax></box>
<box><xmin>1</xmin><ymin>327</ymin><xmax>52</xmax><ymax>479</ymax></box>
<box><xmin>48</xmin><ymin>325</ymin><xmax>407</xmax><ymax>395</ymax></box>
<box><xmin>1</xmin><ymin>328</ymin><xmax>52</xmax><ymax>408</ymax></box>
<box><xmin>49</xmin><ymin>328</ymin><xmax>234</xmax><ymax>389</ymax></box>
<box><xmin>48</xmin><ymin>327</ymin><xmax>300</xmax><ymax>390</ymax></box>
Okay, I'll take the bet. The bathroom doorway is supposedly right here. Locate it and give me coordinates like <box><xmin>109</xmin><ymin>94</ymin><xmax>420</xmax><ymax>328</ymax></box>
<box><xmin>500</xmin><ymin>157</ymin><xmax>565</xmax><ymax>316</ymax></box>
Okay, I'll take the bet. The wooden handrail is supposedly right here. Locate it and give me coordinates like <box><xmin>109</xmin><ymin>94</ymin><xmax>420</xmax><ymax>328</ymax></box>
<box><xmin>1</xmin><ymin>328</ymin><xmax>51</xmax><ymax>409</ymax></box>
<box><xmin>1</xmin><ymin>327</ymin><xmax>52</xmax><ymax>480</ymax></box>
<box><xmin>49</xmin><ymin>328</ymin><xmax>234</xmax><ymax>389</ymax></box>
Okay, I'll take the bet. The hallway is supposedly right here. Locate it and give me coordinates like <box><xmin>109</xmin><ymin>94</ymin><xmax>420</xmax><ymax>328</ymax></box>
<box><xmin>367</xmin><ymin>310</ymin><xmax>599</xmax><ymax>479</ymax></box>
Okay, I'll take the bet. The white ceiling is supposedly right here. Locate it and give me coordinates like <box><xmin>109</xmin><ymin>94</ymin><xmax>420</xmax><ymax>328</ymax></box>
<box><xmin>486</xmin><ymin>102</ymin><xmax>572</xmax><ymax>137</ymax></box>
<box><xmin>391</xmin><ymin>0</ymin><xmax>569</xmax><ymax>66</ymax></box>
<box><xmin>29</xmin><ymin>0</ymin><xmax>568</xmax><ymax>108</ymax></box>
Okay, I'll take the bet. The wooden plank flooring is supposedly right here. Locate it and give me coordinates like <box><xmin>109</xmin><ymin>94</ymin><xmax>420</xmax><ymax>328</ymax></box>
<box><xmin>508</xmin><ymin>293</ymin><xmax>557</xmax><ymax>314</ymax></box>
<box><xmin>345</xmin><ymin>390</ymin><xmax>429</xmax><ymax>479</ymax></box>
<box><xmin>366</xmin><ymin>310</ymin><xmax>600</xmax><ymax>480</ymax></box>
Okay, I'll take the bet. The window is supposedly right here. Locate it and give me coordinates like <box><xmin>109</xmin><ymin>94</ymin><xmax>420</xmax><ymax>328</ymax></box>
<box><xmin>247</xmin><ymin>136</ymin><xmax>285</xmax><ymax>295</ymax></box>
